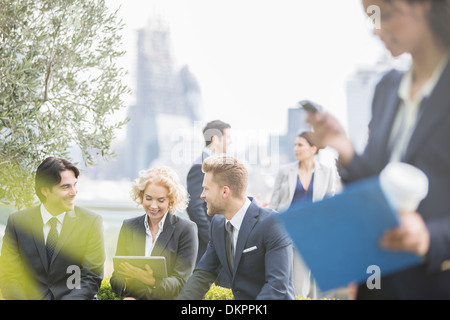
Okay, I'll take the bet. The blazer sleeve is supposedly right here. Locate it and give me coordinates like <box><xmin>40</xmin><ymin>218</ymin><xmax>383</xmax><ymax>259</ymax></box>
<box><xmin>0</xmin><ymin>213</ymin><xmax>41</xmax><ymax>299</ymax></box>
<box><xmin>110</xmin><ymin>220</ymin><xmax>132</xmax><ymax>297</ymax></box>
<box><xmin>256</xmin><ymin>216</ymin><xmax>294</xmax><ymax>300</ymax></box>
<box><xmin>176</xmin><ymin>217</ymin><xmax>222</xmax><ymax>300</ymax></box>
<box><xmin>149</xmin><ymin>221</ymin><xmax>198</xmax><ymax>299</ymax></box>
<box><xmin>61</xmin><ymin>213</ymin><xmax>105</xmax><ymax>300</ymax></box>
<box><xmin>269</xmin><ymin>169</ymin><xmax>284</xmax><ymax>211</ymax></box>
<box><xmin>186</xmin><ymin>164</ymin><xmax>210</xmax><ymax>245</ymax></box>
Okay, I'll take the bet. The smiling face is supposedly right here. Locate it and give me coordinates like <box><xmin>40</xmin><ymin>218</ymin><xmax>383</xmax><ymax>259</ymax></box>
<box><xmin>41</xmin><ymin>170</ymin><xmax>78</xmax><ymax>215</ymax></box>
<box><xmin>142</xmin><ymin>182</ymin><xmax>171</xmax><ymax>225</ymax></box>
<box><xmin>200</xmin><ymin>172</ymin><xmax>226</xmax><ymax>217</ymax></box>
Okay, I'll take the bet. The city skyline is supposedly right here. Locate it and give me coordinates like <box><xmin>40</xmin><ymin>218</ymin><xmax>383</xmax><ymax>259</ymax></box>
<box><xmin>105</xmin><ymin>0</ymin><xmax>393</xmax><ymax>138</ymax></box>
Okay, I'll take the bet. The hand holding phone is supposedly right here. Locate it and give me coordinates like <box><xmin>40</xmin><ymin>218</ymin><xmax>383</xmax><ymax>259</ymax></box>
<box><xmin>298</xmin><ymin>100</ymin><xmax>323</xmax><ymax>114</ymax></box>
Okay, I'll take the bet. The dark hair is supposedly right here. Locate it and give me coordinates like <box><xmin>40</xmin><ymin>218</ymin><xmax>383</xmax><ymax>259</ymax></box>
<box><xmin>35</xmin><ymin>157</ymin><xmax>79</xmax><ymax>202</ymax></box>
<box><xmin>202</xmin><ymin>120</ymin><xmax>231</xmax><ymax>147</ymax></box>
<box><xmin>385</xmin><ymin>0</ymin><xmax>450</xmax><ymax>48</ymax></box>
<box><xmin>297</xmin><ymin>131</ymin><xmax>320</xmax><ymax>154</ymax></box>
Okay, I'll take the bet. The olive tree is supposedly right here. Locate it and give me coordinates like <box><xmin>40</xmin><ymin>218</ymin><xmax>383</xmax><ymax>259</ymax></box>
<box><xmin>0</xmin><ymin>0</ymin><xmax>130</xmax><ymax>208</ymax></box>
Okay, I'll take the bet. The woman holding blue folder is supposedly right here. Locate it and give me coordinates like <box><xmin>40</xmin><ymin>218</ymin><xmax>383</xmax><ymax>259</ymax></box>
<box><xmin>308</xmin><ymin>0</ymin><xmax>450</xmax><ymax>299</ymax></box>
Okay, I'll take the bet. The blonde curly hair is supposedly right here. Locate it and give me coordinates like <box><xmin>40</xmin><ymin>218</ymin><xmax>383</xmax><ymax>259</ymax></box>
<box><xmin>131</xmin><ymin>166</ymin><xmax>188</xmax><ymax>213</ymax></box>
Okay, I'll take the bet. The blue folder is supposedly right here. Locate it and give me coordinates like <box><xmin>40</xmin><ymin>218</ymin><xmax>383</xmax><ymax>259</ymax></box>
<box><xmin>276</xmin><ymin>176</ymin><xmax>421</xmax><ymax>292</ymax></box>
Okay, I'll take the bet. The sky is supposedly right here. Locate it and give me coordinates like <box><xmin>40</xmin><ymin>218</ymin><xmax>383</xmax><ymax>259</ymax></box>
<box><xmin>105</xmin><ymin>0</ymin><xmax>388</xmax><ymax>137</ymax></box>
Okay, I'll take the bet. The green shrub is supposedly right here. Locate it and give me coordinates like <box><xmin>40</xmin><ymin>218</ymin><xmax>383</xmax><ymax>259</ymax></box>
<box><xmin>97</xmin><ymin>278</ymin><xmax>234</xmax><ymax>300</ymax></box>
<box><xmin>202</xmin><ymin>283</ymin><xmax>234</xmax><ymax>300</ymax></box>
<box><xmin>97</xmin><ymin>277</ymin><xmax>123</xmax><ymax>300</ymax></box>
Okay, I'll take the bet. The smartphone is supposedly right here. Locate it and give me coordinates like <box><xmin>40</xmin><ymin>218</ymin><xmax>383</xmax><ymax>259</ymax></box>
<box><xmin>298</xmin><ymin>100</ymin><xmax>323</xmax><ymax>114</ymax></box>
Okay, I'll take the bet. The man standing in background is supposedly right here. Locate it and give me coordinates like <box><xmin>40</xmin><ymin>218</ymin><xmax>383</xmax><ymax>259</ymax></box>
<box><xmin>186</xmin><ymin>120</ymin><xmax>231</xmax><ymax>287</ymax></box>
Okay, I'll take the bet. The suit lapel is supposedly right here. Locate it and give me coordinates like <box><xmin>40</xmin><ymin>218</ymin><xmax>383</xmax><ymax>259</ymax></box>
<box><xmin>375</xmin><ymin>81</ymin><xmax>402</xmax><ymax>165</ymax></box>
<box><xmin>50</xmin><ymin>209</ymin><xmax>78</xmax><ymax>265</ymax></box>
<box><xmin>288</xmin><ymin>162</ymin><xmax>298</xmax><ymax>203</ymax></box>
<box><xmin>233</xmin><ymin>202</ymin><xmax>259</xmax><ymax>277</ymax></box>
<box><xmin>29</xmin><ymin>207</ymin><xmax>49</xmax><ymax>271</ymax></box>
<box><xmin>132</xmin><ymin>215</ymin><xmax>146</xmax><ymax>256</ymax></box>
<box><xmin>403</xmin><ymin>60</ymin><xmax>450</xmax><ymax>162</ymax></box>
<box><xmin>151</xmin><ymin>213</ymin><xmax>176</xmax><ymax>257</ymax></box>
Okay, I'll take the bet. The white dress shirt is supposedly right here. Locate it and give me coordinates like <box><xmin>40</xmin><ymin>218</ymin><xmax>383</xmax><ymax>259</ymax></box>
<box><xmin>40</xmin><ymin>204</ymin><xmax>65</xmax><ymax>244</ymax></box>
<box><xmin>389</xmin><ymin>54</ymin><xmax>450</xmax><ymax>162</ymax></box>
<box><xmin>225</xmin><ymin>198</ymin><xmax>252</xmax><ymax>254</ymax></box>
<box><xmin>144</xmin><ymin>212</ymin><xmax>168</xmax><ymax>257</ymax></box>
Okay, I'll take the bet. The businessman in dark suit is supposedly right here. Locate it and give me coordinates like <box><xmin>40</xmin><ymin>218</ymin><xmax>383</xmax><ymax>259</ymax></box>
<box><xmin>186</xmin><ymin>120</ymin><xmax>231</xmax><ymax>287</ymax></box>
<box><xmin>308</xmin><ymin>0</ymin><xmax>450</xmax><ymax>299</ymax></box>
<box><xmin>178</xmin><ymin>155</ymin><xmax>295</xmax><ymax>300</ymax></box>
<box><xmin>186</xmin><ymin>120</ymin><xmax>231</xmax><ymax>263</ymax></box>
<box><xmin>0</xmin><ymin>157</ymin><xmax>105</xmax><ymax>300</ymax></box>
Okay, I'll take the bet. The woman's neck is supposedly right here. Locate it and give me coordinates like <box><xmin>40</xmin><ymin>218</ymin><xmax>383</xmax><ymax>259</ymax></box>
<box><xmin>298</xmin><ymin>158</ymin><xmax>315</xmax><ymax>172</ymax></box>
<box><xmin>411</xmin><ymin>40</ymin><xmax>448</xmax><ymax>85</ymax></box>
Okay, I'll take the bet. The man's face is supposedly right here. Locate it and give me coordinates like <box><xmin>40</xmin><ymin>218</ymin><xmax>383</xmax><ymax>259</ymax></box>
<box><xmin>201</xmin><ymin>172</ymin><xmax>226</xmax><ymax>216</ymax></box>
<box><xmin>41</xmin><ymin>170</ymin><xmax>78</xmax><ymax>215</ymax></box>
<box><xmin>212</xmin><ymin>128</ymin><xmax>232</xmax><ymax>154</ymax></box>
<box><xmin>220</xmin><ymin>128</ymin><xmax>232</xmax><ymax>154</ymax></box>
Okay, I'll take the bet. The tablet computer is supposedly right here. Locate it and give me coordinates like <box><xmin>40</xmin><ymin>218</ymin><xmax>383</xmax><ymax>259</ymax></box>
<box><xmin>113</xmin><ymin>256</ymin><xmax>168</xmax><ymax>278</ymax></box>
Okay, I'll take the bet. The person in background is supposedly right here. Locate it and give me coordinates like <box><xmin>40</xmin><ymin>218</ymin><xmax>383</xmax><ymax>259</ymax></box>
<box><xmin>270</xmin><ymin>131</ymin><xmax>340</xmax><ymax>298</ymax></box>
<box><xmin>177</xmin><ymin>155</ymin><xmax>295</xmax><ymax>300</ymax></box>
<box><xmin>307</xmin><ymin>0</ymin><xmax>450</xmax><ymax>299</ymax></box>
<box><xmin>186</xmin><ymin>120</ymin><xmax>231</xmax><ymax>287</ymax></box>
<box><xmin>110</xmin><ymin>166</ymin><xmax>198</xmax><ymax>300</ymax></box>
<box><xmin>0</xmin><ymin>157</ymin><xmax>105</xmax><ymax>300</ymax></box>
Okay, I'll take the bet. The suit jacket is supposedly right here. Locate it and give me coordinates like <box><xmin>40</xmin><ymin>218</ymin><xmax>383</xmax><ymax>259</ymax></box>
<box><xmin>186</xmin><ymin>151</ymin><xmax>212</xmax><ymax>262</ymax></box>
<box><xmin>177</xmin><ymin>198</ymin><xmax>295</xmax><ymax>300</ymax></box>
<box><xmin>343</xmin><ymin>60</ymin><xmax>450</xmax><ymax>299</ymax></box>
<box><xmin>110</xmin><ymin>212</ymin><xmax>198</xmax><ymax>300</ymax></box>
<box><xmin>0</xmin><ymin>206</ymin><xmax>104</xmax><ymax>300</ymax></box>
<box><xmin>270</xmin><ymin>160</ymin><xmax>340</xmax><ymax>212</ymax></box>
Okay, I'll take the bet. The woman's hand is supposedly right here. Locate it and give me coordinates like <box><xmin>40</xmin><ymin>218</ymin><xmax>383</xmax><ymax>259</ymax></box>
<box><xmin>119</xmin><ymin>262</ymin><xmax>156</xmax><ymax>287</ymax></box>
<box><xmin>306</xmin><ymin>112</ymin><xmax>355</xmax><ymax>167</ymax></box>
<box><xmin>380</xmin><ymin>212</ymin><xmax>430</xmax><ymax>256</ymax></box>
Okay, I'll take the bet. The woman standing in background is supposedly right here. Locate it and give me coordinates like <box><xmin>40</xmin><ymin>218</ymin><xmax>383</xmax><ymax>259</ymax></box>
<box><xmin>270</xmin><ymin>131</ymin><xmax>340</xmax><ymax>298</ymax></box>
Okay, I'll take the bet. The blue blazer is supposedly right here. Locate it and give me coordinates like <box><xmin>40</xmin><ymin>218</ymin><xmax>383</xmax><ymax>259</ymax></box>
<box><xmin>186</xmin><ymin>151</ymin><xmax>212</xmax><ymax>263</ymax></box>
<box><xmin>343</xmin><ymin>60</ymin><xmax>450</xmax><ymax>299</ymax></box>
<box><xmin>177</xmin><ymin>198</ymin><xmax>295</xmax><ymax>300</ymax></box>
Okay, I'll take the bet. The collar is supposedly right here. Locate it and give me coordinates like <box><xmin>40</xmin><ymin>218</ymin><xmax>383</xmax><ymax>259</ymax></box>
<box><xmin>40</xmin><ymin>203</ymin><xmax>66</xmax><ymax>225</ymax></box>
<box><xmin>203</xmin><ymin>147</ymin><xmax>215</xmax><ymax>157</ymax></box>
<box><xmin>226</xmin><ymin>198</ymin><xmax>252</xmax><ymax>232</ymax></box>
<box><xmin>398</xmin><ymin>52</ymin><xmax>450</xmax><ymax>104</ymax></box>
<box><xmin>144</xmin><ymin>211</ymin><xmax>168</xmax><ymax>234</ymax></box>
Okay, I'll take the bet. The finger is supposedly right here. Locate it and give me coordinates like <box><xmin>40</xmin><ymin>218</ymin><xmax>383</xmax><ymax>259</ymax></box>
<box><xmin>145</xmin><ymin>264</ymin><xmax>153</xmax><ymax>274</ymax></box>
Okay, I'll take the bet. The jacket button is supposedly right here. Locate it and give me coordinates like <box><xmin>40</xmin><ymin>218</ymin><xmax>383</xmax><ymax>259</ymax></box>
<box><xmin>441</xmin><ymin>260</ymin><xmax>450</xmax><ymax>272</ymax></box>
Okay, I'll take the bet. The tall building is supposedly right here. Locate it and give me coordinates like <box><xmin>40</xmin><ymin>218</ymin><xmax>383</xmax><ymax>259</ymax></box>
<box><xmin>123</xmin><ymin>17</ymin><xmax>202</xmax><ymax>180</ymax></box>
<box><xmin>81</xmin><ymin>16</ymin><xmax>203</xmax><ymax>181</ymax></box>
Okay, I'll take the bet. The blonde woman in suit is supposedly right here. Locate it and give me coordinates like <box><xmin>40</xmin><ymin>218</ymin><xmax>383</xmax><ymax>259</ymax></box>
<box><xmin>110</xmin><ymin>166</ymin><xmax>198</xmax><ymax>300</ymax></box>
<box><xmin>270</xmin><ymin>131</ymin><xmax>340</xmax><ymax>298</ymax></box>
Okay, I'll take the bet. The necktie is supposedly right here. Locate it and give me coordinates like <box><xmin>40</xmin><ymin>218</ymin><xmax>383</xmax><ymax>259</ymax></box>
<box><xmin>46</xmin><ymin>217</ymin><xmax>59</xmax><ymax>265</ymax></box>
<box><xmin>225</xmin><ymin>221</ymin><xmax>234</xmax><ymax>273</ymax></box>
